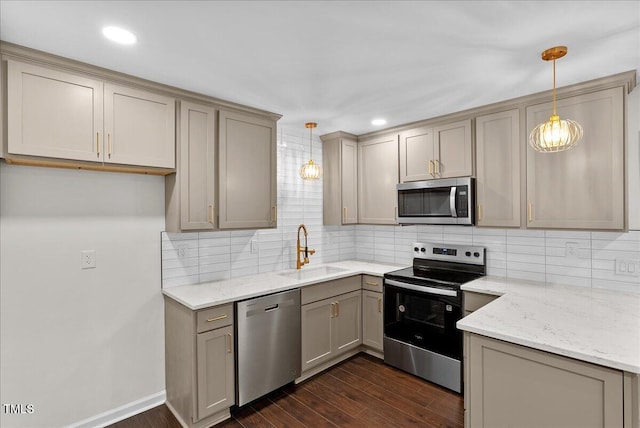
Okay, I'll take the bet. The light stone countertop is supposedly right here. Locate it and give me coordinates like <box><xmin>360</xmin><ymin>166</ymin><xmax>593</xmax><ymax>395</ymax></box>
<box><xmin>457</xmin><ymin>276</ymin><xmax>640</xmax><ymax>373</ymax></box>
<box><xmin>162</xmin><ymin>260</ymin><xmax>402</xmax><ymax>310</ymax></box>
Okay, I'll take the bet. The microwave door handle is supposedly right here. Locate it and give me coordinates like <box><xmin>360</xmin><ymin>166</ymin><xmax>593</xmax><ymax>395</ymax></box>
<box><xmin>450</xmin><ymin>186</ymin><xmax>457</xmax><ymax>218</ymax></box>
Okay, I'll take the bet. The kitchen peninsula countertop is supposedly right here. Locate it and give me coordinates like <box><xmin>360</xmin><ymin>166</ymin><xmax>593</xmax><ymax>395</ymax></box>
<box><xmin>457</xmin><ymin>276</ymin><xmax>640</xmax><ymax>373</ymax></box>
<box><xmin>162</xmin><ymin>260</ymin><xmax>401</xmax><ymax>310</ymax></box>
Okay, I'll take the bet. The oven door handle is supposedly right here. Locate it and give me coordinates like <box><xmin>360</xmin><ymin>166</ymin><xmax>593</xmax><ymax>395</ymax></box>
<box><xmin>449</xmin><ymin>186</ymin><xmax>457</xmax><ymax>218</ymax></box>
<box><xmin>385</xmin><ymin>279</ymin><xmax>458</xmax><ymax>297</ymax></box>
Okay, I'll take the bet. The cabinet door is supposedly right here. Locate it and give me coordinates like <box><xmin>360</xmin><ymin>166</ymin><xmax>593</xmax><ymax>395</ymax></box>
<box><xmin>475</xmin><ymin>109</ymin><xmax>521</xmax><ymax>227</ymax></box>
<box><xmin>104</xmin><ymin>83</ymin><xmax>175</xmax><ymax>168</ymax></box>
<box><xmin>301</xmin><ymin>299</ymin><xmax>334</xmax><ymax>372</ymax></box>
<box><xmin>341</xmin><ymin>138</ymin><xmax>358</xmax><ymax>224</ymax></box>
<box><xmin>362</xmin><ymin>290</ymin><xmax>383</xmax><ymax>352</ymax></box>
<box><xmin>196</xmin><ymin>325</ymin><xmax>234</xmax><ymax>421</ymax></box>
<box><xmin>434</xmin><ymin>119</ymin><xmax>473</xmax><ymax>178</ymax></box>
<box><xmin>399</xmin><ymin>126</ymin><xmax>434</xmax><ymax>182</ymax></box>
<box><xmin>333</xmin><ymin>290</ymin><xmax>362</xmax><ymax>353</ymax></box>
<box><xmin>218</xmin><ymin>110</ymin><xmax>277</xmax><ymax>229</ymax></box>
<box><xmin>466</xmin><ymin>333</ymin><xmax>624</xmax><ymax>428</ymax></box>
<box><xmin>358</xmin><ymin>134</ymin><xmax>399</xmax><ymax>224</ymax></box>
<box><xmin>179</xmin><ymin>101</ymin><xmax>217</xmax><ymax>230</ymax></box>
<box><xmin>7</xmin><ymin>60</ymin><xmax>103</xmax><ymax>162</ymax></box>
<box><xmin>526</xmin><ymin>87</ymin><xmax>624</xmax><ymax>230</ymax></box>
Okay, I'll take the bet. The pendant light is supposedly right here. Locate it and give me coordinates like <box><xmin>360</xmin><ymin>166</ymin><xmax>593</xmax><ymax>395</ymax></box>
<box><xmin>529</xmin><ymin>46</ymin><xmax>583</xmax><ymax>153</ymax></box>
<box><xmin>299</xmin><ymin>122</ymin><xmax>322</xmax><ymax>180</ymax></box>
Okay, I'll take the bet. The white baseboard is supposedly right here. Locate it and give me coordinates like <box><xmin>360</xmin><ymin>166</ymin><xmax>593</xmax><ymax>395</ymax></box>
<box><xmin>66</xmin><ymin>390</ymin><xmax>166</xmax><ymax>428</ymax></box>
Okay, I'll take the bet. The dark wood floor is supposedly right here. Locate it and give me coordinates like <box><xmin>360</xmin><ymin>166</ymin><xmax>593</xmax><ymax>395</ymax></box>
<box><xmin>110</xmin><ymin>353</ymin><xmax>463</xmax><ymax>428</ymax></box>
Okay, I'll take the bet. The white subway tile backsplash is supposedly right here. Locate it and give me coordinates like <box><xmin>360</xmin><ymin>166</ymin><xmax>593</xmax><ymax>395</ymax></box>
<box><xmin>161</xmin><ymin>127</ymin><xmax>639</xmax><ymax>294</ymax></box>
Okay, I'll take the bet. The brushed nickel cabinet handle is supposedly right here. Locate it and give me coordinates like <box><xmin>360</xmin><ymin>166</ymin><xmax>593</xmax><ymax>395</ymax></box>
<box><xmin>365</xmin><ymin>281</ymin><xmax>379</xmax><ymax>287</ymax></box>
<box><xmin>335</xmin><ymin>301</ymin><xmax>339</xmax><ymax>317</ymax></box>
<box><xmin>378</xmin><ymin>297</ymin><xmax>382</xmax><ymax>313</ymax></box>
<box><xmin>528</xmin><ymin>203</ymin><xmax>533</xmax><ymax>223</ymax></box>
<box><xmin>428</xmin><ymin>160</ymin><xmax>434</xmax><ymax>176</ymax></box>
<box><xmin>343</xmin><ymin>207</ymin><xmax>347</xmax><ymax>222</ymax></box>
<box><xmin>478</xmin><ymin>204</ymin><xmax>483</xmax><ymax>222</ymax></box>
<box><xmin>208</xmin><ymin>205</ymin><xmax>214</xmax><ymax>224</ymax></box>
<box><xmin>107</xmin><ymin>133</ymin><xmax>112</xmax><ymax>159</ymax></box>
<box><xmin>206</xmin><ymin>314</ymin><xmax>227</xmax><ymax>322</ymax></box>
<box><xmin>434</xmin><ymin>159</ymin><xmax>440</xmax><ymax>176</ymax></box>
<box><xmin>330</xmin><ymin>302</ymin><xmax>335</xmax><ymax>318</ymax></box>
<box><xmin>272</xmin><ymin>205</ymin><xmax>277</xmax><ymax>223</ymax></box>
<box><xmin>96</xmin><ymin>132</ymin><xmax>101</xmax><ymax>158</ymax></box>
<box><xmin>227</xmin><ymin>334</ymin><xmax>232</xmax><ymax>354</ymax></box>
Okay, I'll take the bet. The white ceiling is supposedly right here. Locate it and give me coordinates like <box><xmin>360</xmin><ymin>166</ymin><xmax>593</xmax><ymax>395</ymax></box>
<box><xmin>1</xmin><ymin>1</ymin><xmax>639</xmax><ymax>136</ymax></box>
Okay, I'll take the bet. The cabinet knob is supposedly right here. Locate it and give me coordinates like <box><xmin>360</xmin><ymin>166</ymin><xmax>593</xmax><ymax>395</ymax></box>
<box><xmin>96</xmin><ymin>132</ymin><xmax>101</xmax><ymax>158</ymax></box>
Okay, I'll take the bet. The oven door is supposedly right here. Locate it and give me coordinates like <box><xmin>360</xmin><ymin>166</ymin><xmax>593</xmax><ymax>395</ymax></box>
<box><xmin>383</xmin><ymin>279</ymin><xmax>462</xmax><ymax>360</ymax></box>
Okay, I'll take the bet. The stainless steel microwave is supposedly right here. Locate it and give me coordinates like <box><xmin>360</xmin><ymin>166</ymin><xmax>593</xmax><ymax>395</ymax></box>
<box><xmin>396</xmin><ymin>177</ymin><xmax>475</xmax><ymax>225</ymax></box>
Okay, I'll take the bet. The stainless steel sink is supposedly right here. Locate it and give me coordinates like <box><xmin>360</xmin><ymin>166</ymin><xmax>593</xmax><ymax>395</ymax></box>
<box><xmin>277</xmin><ymin>266</ymin><xmax>349</xmax><ymax>280</ymax></box>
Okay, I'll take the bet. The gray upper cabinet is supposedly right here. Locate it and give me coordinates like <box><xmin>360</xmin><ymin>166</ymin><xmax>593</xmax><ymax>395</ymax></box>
<box><xmin>399</xmin><ymin>119</ymin><xmax>473</xmax><ymax>182</ymax></box>
<box><xmin>218</xmin><ymin>110</ymin><xmax>277</xmax><ymax>229</ymax></box>
<box><xmin>6</xmin><ymin>59</ymin><xmax>176</xmax><ymax>169</ymax></box>
<box><xmin>7</xmin><ymin>60</ymin><xmax>104</xmax><ymax>162</ymax></box>
<box><xmin>475</xmin><ymin>109</ymin><xmax>521</xmax><ymax>227</ymax></box>
<box><xmin>166</xmin><ymin>101</ymin><xmax>217</xmax><ymax>232</ymax></box>
<box><xmin>399</xmin><ymin>126</ymin><xmax>434</xmax><ymax>182</ymax></box>
<box><xmin>103</xmin><ymin>83</ymin><xmax>175</xmax><ymax>169</ymax></box>
<box><xmin>322</xmin><ymin>132</ymin><xmax>358</xmax><ymax>225</ymax></box>
<box><xmin>526</xmin><ymin>87</ymin><xmax>624</xmax><ymax>230</ymax></box>
<box><xmin>433</xmin><ymin>119</ymin><xmax>473</xmax><ymax>179</ymax></box>
<box><xmin>358</xmin><ymin>134</ymin><xmax>399</xmax><ymax>224</ymax></box>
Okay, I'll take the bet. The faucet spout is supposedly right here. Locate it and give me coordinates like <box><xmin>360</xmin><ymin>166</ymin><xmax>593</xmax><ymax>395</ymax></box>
<box><xmin>296</xmin><ymin>224</ymin><xmax>314</xmax><ymax>269</ymax></box>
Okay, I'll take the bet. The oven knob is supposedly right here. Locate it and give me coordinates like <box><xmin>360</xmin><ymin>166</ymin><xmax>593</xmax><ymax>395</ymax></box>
<box><xmin>465</xmin><ymin>251</ymin><xmax>471</xmax><ymax>257</ymax></box>
<box><xmin>474</xmin><ymin>252</ymin><xmax>480</xmax><ymax>257</ymax></box>
<box><xmin>420</xmin><ymin>248</ymin><xmax>426</xmax><ymax>252</ymax></box>
<box><xmin>414</xmin><ymin>247</ymin><xmax>419</xmax><ymax>252</ymax></box>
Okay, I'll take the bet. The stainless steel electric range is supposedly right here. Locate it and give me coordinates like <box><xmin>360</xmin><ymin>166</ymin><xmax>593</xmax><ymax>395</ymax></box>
<box><xmin>383</xmin><ymin>242</ymin><xmax>486</xmax><ymax>393</ymax></box>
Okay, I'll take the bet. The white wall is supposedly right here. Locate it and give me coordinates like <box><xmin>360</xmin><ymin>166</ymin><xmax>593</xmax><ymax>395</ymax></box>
<box><xmin>0</xmin><ymin>164</ymin><xmax>166</xmax><ymax>428</ymax></box>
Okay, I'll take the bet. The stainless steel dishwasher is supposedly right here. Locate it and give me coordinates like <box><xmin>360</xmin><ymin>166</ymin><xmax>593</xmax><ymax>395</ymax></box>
<box><xmin>235</xmin><ymin>288</ymin><xmax>301</xmax><ymax>406</ymax></box>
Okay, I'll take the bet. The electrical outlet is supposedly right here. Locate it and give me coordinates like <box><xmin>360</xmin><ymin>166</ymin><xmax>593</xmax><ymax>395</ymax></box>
<box><xmin>176</xmin><ymin>244</ymin><xmax>188</xmax><ymax>258</ymax></box>
<box><xmin>81</xmin><ymin>250</ymin><xmax>96</xmax><ymax>269</ymax></box>
<box><xmin>565</xmin><ymin>242</ymin><xmax>579</xmax><ymax>259</ymax></box>
<box><xmin>615</xmin><ymin>259</ymin><xmax>640</xmax><ymax>277</ymax></box>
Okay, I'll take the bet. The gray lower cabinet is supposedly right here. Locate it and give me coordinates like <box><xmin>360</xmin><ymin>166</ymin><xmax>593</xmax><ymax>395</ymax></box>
<box><xmin>464</xmin><ymin>332</ymin><xmax>627</xmax><ymax>428</ymax></box>
<box><xmin>362</xmin><ymin>275</ymin><xmax>383</xmax><ymax>353</ymax></box>
<box><xmin>362</xmin><ymin>290</ymin><xmax>383</xmax><ymax>352</ymax></box>
<box><xmin>462</xmin><ymin>290</ymin><xmax>498</xmax><ymax>317</ymax></box>
<box><xmin>164</xmin><ymin>298</ymin><xmax>235</xmax><ymax>427</ymax></box>
<box><xmin>301</xmin><ymin>276</ymin><xmax>362</xmax><ymax>374</ymax></box>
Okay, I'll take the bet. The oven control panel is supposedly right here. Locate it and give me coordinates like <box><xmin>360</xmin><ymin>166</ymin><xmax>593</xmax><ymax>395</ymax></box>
<box><xmin>413</xmin><ymin>242</ymin><xmax>485</xmax><ymax>265</ymax></box>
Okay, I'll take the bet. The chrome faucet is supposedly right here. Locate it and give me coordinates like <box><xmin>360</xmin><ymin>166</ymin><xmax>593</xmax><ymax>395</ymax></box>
<box><xmin>296</xmin><ymin>224</ymin><xmax>315</xmax><ymax>269</ymax></box>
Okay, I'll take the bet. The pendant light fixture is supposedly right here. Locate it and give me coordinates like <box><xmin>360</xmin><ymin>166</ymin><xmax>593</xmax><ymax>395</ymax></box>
<box><xmin>299</xmin><ymin>122</ymin><xmax>322</xmax><ymax>180</ymax></box>
<box><xmin>529</xmin><ymin>46</ymin><xmax>583</xmax><ymax>153</ymax></box>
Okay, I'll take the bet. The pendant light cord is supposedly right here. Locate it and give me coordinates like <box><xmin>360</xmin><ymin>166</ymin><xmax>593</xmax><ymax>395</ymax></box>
<box><xmin>552</xmin><ymin>59</ymin><xmax>557</xmax><ymax>116</ymax></box>
<box><xmin>309</xmin><ymin>126</ymin><xmax>313</xmax><ymax>159</ymax></box>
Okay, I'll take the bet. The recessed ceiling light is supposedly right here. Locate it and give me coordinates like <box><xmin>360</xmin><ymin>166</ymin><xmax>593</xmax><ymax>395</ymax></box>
<box><xmin>371</xmin><ymin>118</ymin><xmax>387</xmax><ymax>126</ymax></box>
<box><xmin>102</xmin><ymin>26</ymin><xmax>137</xmax><ymax>45</ymax></box>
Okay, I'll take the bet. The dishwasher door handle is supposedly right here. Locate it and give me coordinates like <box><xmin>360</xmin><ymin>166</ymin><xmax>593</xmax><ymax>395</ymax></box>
<box><xmin>264</xmin><ymin>304</ymin><xmax>279</xmax><ymax>312</ymax></box>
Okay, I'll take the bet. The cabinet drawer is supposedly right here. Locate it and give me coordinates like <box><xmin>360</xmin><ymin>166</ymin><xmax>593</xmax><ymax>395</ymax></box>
<box><xmin>362</xmin><ymin>275</ymin><xmax>383</xmax><ymax>291</ymax></box>
<box><xmin>196</xmin><ymin>303</ymin><xmax>233</xmax><ymax>333</ymax></box>
<box><xmin>464</xmin><ymin>291</ymin><xmax>499</xmax><ymax>313</ymax></box>
<box><xmin>302</xmin><ymin>276</ymin><xmax>361</xmax><ymax>305</ymax></box>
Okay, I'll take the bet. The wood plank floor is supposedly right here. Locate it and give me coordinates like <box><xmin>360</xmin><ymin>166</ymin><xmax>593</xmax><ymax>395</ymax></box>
<box><xmin>110</xmin><ymin>353</ymin><xmax>463</xmax><ymax>428</ymax></box>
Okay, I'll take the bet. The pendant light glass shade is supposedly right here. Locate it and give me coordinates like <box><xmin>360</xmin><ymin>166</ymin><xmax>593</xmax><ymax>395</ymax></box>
<box><xmin>529</xmin><ymin>46</ymin><xmax>583</xmax><ymax>153</ymax></box>
<box><xmin>300</xmin><ymin>122</ymin><xmax>322</xmax><ymax>180</ymax></box>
